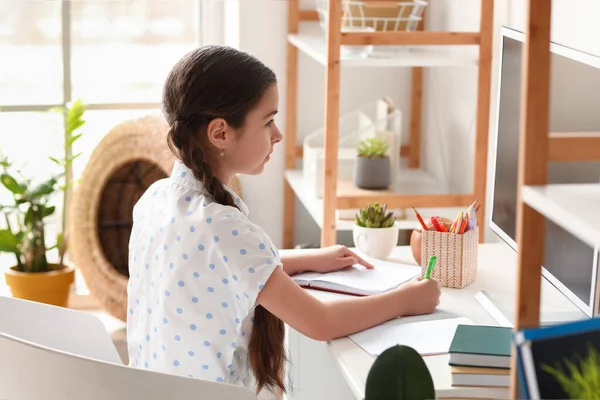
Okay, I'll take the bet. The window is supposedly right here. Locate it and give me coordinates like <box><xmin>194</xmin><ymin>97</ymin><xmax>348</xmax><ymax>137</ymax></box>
<box><xmin>0</xmin><ymin>0</ymin><xmax>202</xmax><ymax>258</ymax></box>
<box><xmin>0</xmin><ymin>1</ymin><xmax>202</xmax><ymax>175</ymax></box>
<box><xmin>0</xmin><ymin>2</ymin><xmax>63</xmax><ymax>105</ymax></box>
<box><xmin>70</xmin><ymin>1</ymin><xmax>201</xmax><ymax>103</ymax></box>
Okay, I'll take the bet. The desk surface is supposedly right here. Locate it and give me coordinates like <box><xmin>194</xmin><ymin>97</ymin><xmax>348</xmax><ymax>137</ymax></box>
<box><xmin>302</xmin><ymin>243</ymin><xmax>585</xmax><ymax>400</ymax></box>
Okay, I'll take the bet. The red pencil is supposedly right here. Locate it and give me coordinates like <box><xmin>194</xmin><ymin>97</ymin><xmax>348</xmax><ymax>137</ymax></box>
<box><xmin>458</xmin><ymin>216</ymin><xmax>468</xmax><ymax>234</ymax></box>
<box><xmin>412</xmin><ymin>207</ymin><xmax>429</xmax><ymax>231</ymax></box>
<box><xmin>431</xmin><ymin>216</ymin><xmax>447</xmax><ymax>233</ymax></box>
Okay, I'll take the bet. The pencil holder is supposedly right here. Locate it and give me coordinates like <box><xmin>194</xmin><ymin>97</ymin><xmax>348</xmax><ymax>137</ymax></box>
<box><xmin>420</xmin><ymin>225</ymin><xmax>478</xmax><ymax>289</ymax></box>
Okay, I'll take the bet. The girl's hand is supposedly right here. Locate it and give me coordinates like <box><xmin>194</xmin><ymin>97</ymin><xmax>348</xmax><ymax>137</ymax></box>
<box><xmin>308</xmin><ymin>245</ymin><xmax>375</xmax><ymax>273</ymax></box>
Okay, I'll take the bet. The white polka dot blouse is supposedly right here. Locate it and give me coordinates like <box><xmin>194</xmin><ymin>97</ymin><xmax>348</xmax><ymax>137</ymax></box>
<box><xmin>126</xmin><ymin>160</ymin><xmax>281</xmax><ymax>387</ymax></box>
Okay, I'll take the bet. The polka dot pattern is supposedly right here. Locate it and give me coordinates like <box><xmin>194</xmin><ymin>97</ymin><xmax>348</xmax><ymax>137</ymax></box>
<box><xmin>126</xmin><ymin>162</ymin><xmax>281</xmax><ymax>385</ymax></box>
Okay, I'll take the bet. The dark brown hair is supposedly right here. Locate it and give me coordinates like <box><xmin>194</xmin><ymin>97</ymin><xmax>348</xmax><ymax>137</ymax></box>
<box><xmin>163</xmin><ymin>45</ymin><xmax>285</xmax><ymax>394</ymax></box>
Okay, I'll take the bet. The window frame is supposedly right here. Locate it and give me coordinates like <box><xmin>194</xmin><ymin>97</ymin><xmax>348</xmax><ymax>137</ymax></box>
<box><xmin>0</xmin><ymin>0</ymin><xmax>204</xmax><ymax>113</ymax></box>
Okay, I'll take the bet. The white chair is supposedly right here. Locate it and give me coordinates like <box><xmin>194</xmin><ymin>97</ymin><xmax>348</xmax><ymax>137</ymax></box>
<box><xmin>0</xmin><ymin>296</ymin><xmax>258</xmax><ymax>400</ymax></box>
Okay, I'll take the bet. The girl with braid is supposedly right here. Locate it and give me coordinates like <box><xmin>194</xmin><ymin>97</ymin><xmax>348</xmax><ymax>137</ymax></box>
<box><xmin>126</xmin><ymin>45</ymin><xmax>441</xmax><ymax>395</ymax></box>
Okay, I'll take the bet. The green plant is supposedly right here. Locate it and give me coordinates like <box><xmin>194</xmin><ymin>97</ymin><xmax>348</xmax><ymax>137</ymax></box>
<box><xmin>357</xmin><ymin>137</ymin><xmax>389</xmax><ymax>158</ymax></box>
<box><xmin>541</xmin><ymin>344</ymin><xmax>600</xmax><ymax>399</ymax></box>
<box><xmin>49</xmin><ymin>99</ymin><xmax>87</xmax><ymax>265</ymax></box>
<box><xmin>355</xmin><ymin>203</ymin><xmax>395</xmax><ymax>228</ymax></box>
<box><xmin>0</xmin><ymin>100</ymin><xmax>86</xmax><ymax>272</ymax></box>
<box><xmin>0</xmin><ymin>157</ymin><xmax>60</xmax><ymax>272</ymax></box>
<box><xmin>365</xmin><ymin>345</ymin><xmax>435</xmax><ymax>400</ymax></box>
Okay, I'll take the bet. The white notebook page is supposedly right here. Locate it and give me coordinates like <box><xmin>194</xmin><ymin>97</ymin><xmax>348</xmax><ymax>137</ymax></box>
<box><xmin>349</xmin><ymin>314</ymin><xmax>475</xmax><ymax>356</ymax></box>
<box><xmin>292</xmin><ymin>254</ymin><xmax>421</xmax><ymax>293</ymax></box>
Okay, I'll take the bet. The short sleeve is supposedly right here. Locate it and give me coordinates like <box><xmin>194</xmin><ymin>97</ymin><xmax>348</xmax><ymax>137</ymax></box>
<box><xmin>208</xmin><ymin>207</ymin><xmax>281</xmax><ymax>313</ymax></box>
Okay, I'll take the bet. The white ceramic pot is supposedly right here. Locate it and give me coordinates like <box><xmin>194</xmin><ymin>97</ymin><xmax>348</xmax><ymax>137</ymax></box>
<box><xmin>352</xmin><ymin>224</ymin><xmax>399</xmax><ymax>260</ymax></box>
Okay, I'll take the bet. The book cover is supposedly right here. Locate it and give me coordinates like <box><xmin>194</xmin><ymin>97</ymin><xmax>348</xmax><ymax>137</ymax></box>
<box><xmin>515</xmin><ymin>316</ymin><xmax>600</xmax><ymax>399</ymax></box>
<box><xmin>449</xmin><ymin>325</ymin><xmax>512</xmax><ymax>369</ymax></box>
<box><xmin>450</xmin><ymin>325</ymin><xmax>512</xmax><ymax>357</ymax></box>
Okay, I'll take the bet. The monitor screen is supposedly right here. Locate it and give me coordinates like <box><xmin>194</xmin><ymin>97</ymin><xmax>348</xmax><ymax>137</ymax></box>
<box><xmin>490</xmin><ymin>28</ymin><xmax>600</xmax><ymax>316</ymax></box>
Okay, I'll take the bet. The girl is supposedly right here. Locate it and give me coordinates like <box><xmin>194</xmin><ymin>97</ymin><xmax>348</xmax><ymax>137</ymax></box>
<box><xmin>127</xmin><ymin>45</ymin><xmax>441</xmax><ymax>395</ymax></box>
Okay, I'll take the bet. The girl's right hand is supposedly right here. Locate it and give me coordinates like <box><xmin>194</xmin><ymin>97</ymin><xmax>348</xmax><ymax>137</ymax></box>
<box><xmin>395</xmin><ymin>276</ymin><xmax>442</xmax><ymax>317</ymax></box>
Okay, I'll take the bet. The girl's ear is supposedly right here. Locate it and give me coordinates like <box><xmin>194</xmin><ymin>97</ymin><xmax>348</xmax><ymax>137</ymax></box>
<box><xmin>206</xmin><ymin>118</ymin><xmax>233</xmax><ymax>151</ymax></box>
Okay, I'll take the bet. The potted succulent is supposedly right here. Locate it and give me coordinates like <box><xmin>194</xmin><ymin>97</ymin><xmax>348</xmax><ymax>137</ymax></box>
<box><xmin>0</xmin><ymin>100</ymin><xmax>86</xmax><ymax>307</ymax></box>
<box><xmin>354</xmin><ymin>136</ymin><xmax>391</xmax><ymax>190</ymax></box>
<box><xmin>353</xmin><ymin>203</ymin><xmax>398</xmax><ymax>260</ymax></box>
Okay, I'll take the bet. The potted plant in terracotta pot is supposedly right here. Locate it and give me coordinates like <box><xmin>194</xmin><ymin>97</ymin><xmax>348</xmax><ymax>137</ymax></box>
<box><xmin>0</xmin><ymin>100</ymin><xmax>86</xmax><ymax>307</ymax></box>
<box><xmin>353</xmin><ymin>203</ymin><xmax>398</xmax><ymax>260</ymax></box>
<box><xmin>354</xmin><ymin>136</ymin><xmax>391</xmax><ymax>190</ymax></box>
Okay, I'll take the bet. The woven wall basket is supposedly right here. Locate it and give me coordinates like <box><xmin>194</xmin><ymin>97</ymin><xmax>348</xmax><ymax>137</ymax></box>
<box><xmin>68</xmin><ymin>115</ymin><xmax>242</xmax><ymax>321</ymax></box>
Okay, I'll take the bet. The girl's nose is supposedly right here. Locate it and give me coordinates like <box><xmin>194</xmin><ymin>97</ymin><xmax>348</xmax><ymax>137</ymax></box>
<box><xmin>273</xmin><ymin>124</ymin><xmax>283</xmax><ymax>143</ymax></box>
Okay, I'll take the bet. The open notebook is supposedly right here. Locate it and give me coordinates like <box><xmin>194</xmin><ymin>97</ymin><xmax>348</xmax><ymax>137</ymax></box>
<box><xmin>291</xmin><ymin>254</ymin><xmax>421</xmax><ymax>296</ymax></box>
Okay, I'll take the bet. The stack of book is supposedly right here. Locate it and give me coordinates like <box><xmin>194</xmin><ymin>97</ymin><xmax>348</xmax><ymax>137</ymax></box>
<box><xmin>448</xmin><ymin>325</ymin><xmax>512</xmax><ymax>390</ymax></box>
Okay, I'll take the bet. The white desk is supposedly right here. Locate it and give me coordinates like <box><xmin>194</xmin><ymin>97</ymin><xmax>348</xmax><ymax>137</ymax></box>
<box><xmin>285</xmin><ymin>243</ymin><xmax>586</xmax><ymax>400</ymax></box>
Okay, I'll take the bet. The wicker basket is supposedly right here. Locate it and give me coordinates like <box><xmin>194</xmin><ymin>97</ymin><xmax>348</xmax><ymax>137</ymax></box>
<box><xmin>317</xmin><ymin>0</ymin><xmax>428</xmax><ymax>32</ymax></box>
<box><xmin>68</xmin><ymin>115</ymin><xmax>243</xmax><ymax>321</ymax></box>
<box><xmin>420</xmin><ymin>224</ymin><xmax>478</xmax><ymax>289</ymax></box>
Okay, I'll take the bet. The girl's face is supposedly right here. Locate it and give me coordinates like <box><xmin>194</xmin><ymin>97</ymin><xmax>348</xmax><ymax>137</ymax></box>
<box><xmin>224</xmin><ymin>84</ymin><xmax>283</xmax><ymax>178</ymax></box>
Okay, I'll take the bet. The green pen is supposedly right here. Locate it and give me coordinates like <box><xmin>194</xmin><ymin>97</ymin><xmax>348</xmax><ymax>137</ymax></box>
<box><xmin>424</xmin><ymin>256</ymin><xmax>437</xmax><ymax>279</ymax></box>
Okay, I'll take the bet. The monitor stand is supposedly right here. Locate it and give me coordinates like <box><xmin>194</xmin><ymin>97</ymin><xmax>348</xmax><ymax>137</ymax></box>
<box><xmin>475</xmin><ymin>290</ymin><xmax>587</xmax><ymax>328</ymax></box>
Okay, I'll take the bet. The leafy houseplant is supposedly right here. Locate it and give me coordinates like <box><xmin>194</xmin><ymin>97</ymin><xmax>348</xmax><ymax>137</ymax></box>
<box><xmin>353</xmin><ymin>203</ymin><xmax>398</xmax><ymax>260</ymax></box>
<box><xmin>365</xmin><ymin>345</ymin><xmax>436</xmax><ymax>400</ymax></box>
<box><xmin>354</xmin><ymin>136</ymin><xmax>392</xmax><ymax>190</ymax></box>
<box><xmin>541</xmin><ymin>344</ymin><xmax>600</xmax><ymax>399</ymax></box>
<box><xmin>0</xmin><ymin>100</ymin><xmax>86</xmax><ymax>306</ymax></box>
<box><xmin>355</xmin><ymin>202</ymin><xmax>395</xmax><ymax>228</ymax></box>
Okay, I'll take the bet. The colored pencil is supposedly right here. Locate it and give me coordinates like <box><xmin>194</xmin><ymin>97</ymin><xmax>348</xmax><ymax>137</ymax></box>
<box><xmin>412</xmin><ymin>207</ymin><xmax>429</xmax><ymax>231</ymax></box>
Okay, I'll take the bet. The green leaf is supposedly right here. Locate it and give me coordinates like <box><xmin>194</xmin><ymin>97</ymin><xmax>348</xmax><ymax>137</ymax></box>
<box><xmin>25</xmin><ymin>206</ymin><xmax>32</xmax><ymax>225</ymax></box>
<box><xmin>355</xmin><ymin>215</ymin><xmax>365</xmax><ymax>227</ymax></box>
<box><xmin>65</xmin><ymin>152</ymin><xmax>83</xmax><ymax>165</ymax></box>
<box><xmin>357</xmin><ymin>203</ymin><xmax>395</xmax><ymax>228</ymax></box>
<box><xmin>48</xmin><ymin>106</ymin><xmax>65</xmax><ymax>115</ymax></box>
<box><xmin>25</xmin><ymin>177</ymin><xmax>58</xmax><ymax>200</ymax></box>
<box><xmin>65</xmin><ymin>99</ymin><xmax>87</xmax><ymax>134</ymax></box>
<box><xmin>0</xmin><ymin>229</ymin><xmax>19</xmax><ymax>253</ymax></box>
<box><xmin>56</xmin><ymin>232</ymin><xmax>64</xmax><ymax>251</ymax></box>
<box><xmin>1</xmin><ymin>173</ymin><xmax>25</xmax><ymax>194</ymax></box>
<box><xmin>48</xmin><ymin>156</ymin><xmax>63</xmax><ymax>166</ymax></box>
<box><xmin>44</xmin><ymin>205</ymin><xmax>56</xmax><ymax>217</ymax></box>
<box><xmin>356</xmin><ymin>137</ymin><xmax>389</xmax><ymax>158</ymax></box>
<box><xmin>66</xmin><ymin>119</ymin><xmax>85</xmax><ymax>135</ymax></box>
<box><xmin>67</xmin><ymin>133</ymin><xmax>83</xmax><ymax>147</ymax></box>
<box><xmin>15</xmin><ymin>231</ymin><xmax>25</xmax><ymax>245</ymax></box>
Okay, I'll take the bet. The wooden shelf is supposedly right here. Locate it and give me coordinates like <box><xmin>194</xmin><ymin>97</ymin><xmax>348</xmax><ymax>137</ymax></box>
<box><xmin>288</xmin><ymin>22</ymin><xmax>479</xmax><ymax>68</ymax></box>
<box><xmin>510</xmin><ymin>2</ymin><xmax>600</xmax><ymax>397</ymax></box>
<box><xmin>522</xmin><ymin>184</ymin><xmax>600</xmax><ymax>249</ymax></box>
<box><xmin>283</xmin><ymin>2</ymin><xmax>493</xmax><ymax>248</ymax></box>
<box><xmin>285</xmin><ymin>169</ymin><xmax>466</xmax><ymax>231</ymax></box>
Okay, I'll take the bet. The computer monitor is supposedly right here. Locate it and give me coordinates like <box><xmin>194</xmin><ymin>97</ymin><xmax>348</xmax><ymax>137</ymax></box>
<box><xmin>488</xmin><ymin>27</ymin><xmax>600</xmax><ymax>319</ymax></box>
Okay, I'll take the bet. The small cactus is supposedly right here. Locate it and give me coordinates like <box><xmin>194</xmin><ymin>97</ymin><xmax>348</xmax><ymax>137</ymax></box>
<box><xmin>355</xmin><ymin>203</ymin><xmax>395</xmax><ymax>228</ymax></box>
<box><xmin>365</xmin><ymin>345</ymin><xmax>436</xmax><ymax>400</ymax></box>
<box><xmin>357</xmin><ymin>137</ymin><xmax>389</xmax><ymax>158</ymax></box>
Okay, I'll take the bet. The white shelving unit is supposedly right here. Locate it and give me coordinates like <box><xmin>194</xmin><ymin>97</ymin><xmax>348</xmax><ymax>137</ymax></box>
<box><xmin>288</xmin><ymin>22</ymin><xmax>479</xmax><ymax>68</ymax></box>
<box><xmin>522</xmin><ymin>184</ymin><xmax>600</xmax><ymax>249</ymax></box>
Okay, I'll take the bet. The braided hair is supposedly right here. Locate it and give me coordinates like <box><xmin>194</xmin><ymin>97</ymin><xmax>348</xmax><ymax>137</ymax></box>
<box><xmin>163</xmin><ymin>45</ymin><xmax>285</xmax><ymax>394</ymax></box>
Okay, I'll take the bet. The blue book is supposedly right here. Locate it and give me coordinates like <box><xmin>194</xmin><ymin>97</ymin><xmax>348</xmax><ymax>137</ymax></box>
<box><xmin>514</xmin><ymin>317</ymin><xmax>600</xmax><ymax>399</ymax></box>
